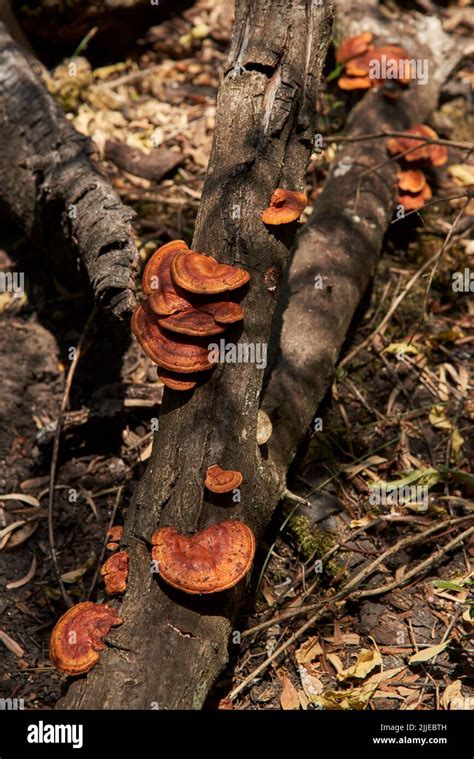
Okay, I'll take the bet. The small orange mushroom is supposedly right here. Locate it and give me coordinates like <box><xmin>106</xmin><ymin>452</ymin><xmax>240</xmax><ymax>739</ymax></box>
<box><xmin>397</xmin><ymin>181</ymin><xmax>432</xmax><ymax>211</ymax></box>
<box><xmin>338</xmin><ymin>74</ymin><xmax>372</xmax><ymax>90</ymax></box>
<box><xmin>203</xmin><ymin>301</ymin><xmax>244</xmax><ymax>325</ymax></box>
<box><xmin>143</xmin><ymin>240</ymin><xmax>194</xmax><ymax>316</ymax></box>
<box><xmin>171</xmin><ymin>250</ymin><xmax>251</xmax><ymax>295</ymax></box>
<box><xmin>100</xmin><ymin>550</ymin><xmax>129</xmax><ymax>595</ymax></box>
<box><xmin>131</xmin><ymin>300</ymin><xmax>214</xmax><ymax>373</ymax></box>
<box><xmin>387</xmin><ymin>125</ymin><xmax>447</xmax><ymax>166</ymax></box>
<box><xmin>107</xmin><ymin>525</ymin><xmax>123</xmax><ymax>543</ymax></box>
<box><xmin>156</xmin><ymin>367</ymin><xmax>198</xmax><ymax>391</ymax></box>
<box><xmin>157</xmin><ymin>308</ymin><xmax>225</xmax><ymax>337</ymax></box>
<box><xmin>204</xmin><ymin>464</ymin><xmax>243</xmax><ymax>494</ymax></box>
<box><xmin>151</xmin><ymin>520</ymin><xmax>255</xmax><ymax>594</ymax></box>
<box><xmin>397</xmin><ymin>170</ymin><xmax>427</xmax><ymax>194</ymax></box>
<box><xmin>49</xmin><ymin>602</ymin><xmax>122</xmax><ymax>675</ymax></box>
<box><xmin>345</xmin><ymin>46</ymin><xmax>409</xmax><ymax>78</ymax></box>
<box><xmin>261</xmin><ymin>189</ymin><xmax>307</xmax><ymax>225</ymax></box>
<box><xmin>336</xmin><ymin>32</ymin><xmax>373</xmax><ymax>65</ymax></box>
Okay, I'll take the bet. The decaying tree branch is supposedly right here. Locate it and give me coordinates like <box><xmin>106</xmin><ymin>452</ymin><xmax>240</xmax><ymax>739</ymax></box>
<box><xmin>59</xmin><ymin>0</ymin><xmax>333</xmax><ymax>710</ymax></box>
<box><xmin>0</xmin><ymin>21</ymin><xmax>137</xmax><ymax>316</ymax></box>
<box><xmin>58</xmin><ymin>1</ymin><xmax>465</xmax><ymax>710</ymax></box>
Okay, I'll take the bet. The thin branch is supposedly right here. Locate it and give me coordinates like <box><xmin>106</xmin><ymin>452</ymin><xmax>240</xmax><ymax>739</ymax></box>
<box><xmin>47</xmin><ymin>307</ymin><xmax>97</xmax><ymax>608</ymax></box>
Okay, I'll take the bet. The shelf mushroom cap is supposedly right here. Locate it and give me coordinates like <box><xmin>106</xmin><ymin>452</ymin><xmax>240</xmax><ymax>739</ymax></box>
<box><xmin>49</xmin><ymin>602</ymin><xmax>122</xmax><ymax>675</ymax></box>
<box><xmin>100</xmin><ymin>550</ymin><xmax>129</xmax><ymax>595</ymax></box>
<box><xmin>143</xmin><ymin>240</ymin><xmax>194</xmax><ymax>316</ymax></box>
<box><xmin>171</xmin><ymin>250</ymin><xmax>251</xmax><ymax>294</ymax></box>
<box><xmin>336</xmin><ymin>31</ymin><xmax>373</xmax><ymax>64</ymax></box>
<box><xmin>107</xmin><ymin>525</ymin><xmax>123</xmax><ymax>543</ymax></box>
<box><xmin>156</xmin><ymin>366</ymin><xmax>198</xmax><ymax>391</ymax></box>
<box><xmin>345</xmin><ymin>46</ymin><xmax>409</xmax><ymax>80</ymax></box>
<box><xmin>261</xmin><ymin>189</ymin><xmax>307</xmax><ymax>225</ymax></box>
<box><xmin>157</xmin><ymin>308</ymin><xmax>226</xmax><ymax>337</ymax></box>
<box><xmin>151</xmin><ymin>520</ymin><xmax>256</xmax><ymax>594</ymax></box>
<box><xmin>387</xmin><ymin>125</ymin><xmax>447</xmax><ymax>166</ymax></box>
<box><xmin>131</xmin><ymin>300</ymin><xmax>214</xmax><ymax>373</ymax></box>
<box><xmin>204</xmin><ymin>464</ymin><xmax>243</xmax><ymax>493</ymax></box>
<box><xmin>397</xmin><ymin>170</ymin><xmax>427</xmax><ymax>194</ymax></box>
<box><xmin>397</xmin><ymin>181</ymin><xmax>432</xmax><ymax>211</ymax></box>
<box><xmin>338</xmin><ymin>75</ymin><xmax>372</xmax><ymax>90</ymax></box>
<box><xmin>203</xmin><ymin>301</ymin><xmax>244</xmax><ymax>324</ymax></box>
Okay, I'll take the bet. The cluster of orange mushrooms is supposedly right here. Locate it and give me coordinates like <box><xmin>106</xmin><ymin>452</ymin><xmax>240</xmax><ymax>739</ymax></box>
<box><xmin>49</xmin><ymin>189</ymin><xmax>307</xmax><ymax>676</ymax></box>
<box><xmin>387</xmin><ymin>125</ymin><xmax>448</xmax><ymax>211</ymax></box>
<box><xmin>131</xmin><ymin>239</ymin><xmax>250</xmax><ymax>391</ymax></box>
<box><xmin>337</xmin><ymin>32</ymin><xmax>411</xmax><ymax>98</ymax></box>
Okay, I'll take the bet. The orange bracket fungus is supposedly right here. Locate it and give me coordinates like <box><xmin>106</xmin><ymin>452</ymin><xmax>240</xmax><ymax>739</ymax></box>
<box><xmin>397</xmin><ymin>182</ymin><xmax>432</xmax><ymax>211</ymax></box>
<box><xmin>156</xmin><ymin>367</ymin><xmax>198</xmax><ymax>392</ymax></box>
<box><xmin>171</xmin><ymin>250</ymin><xmax>250</xmax><ymax>294</ymax></box>
<box><xmin>151</xmin><ymin>520</ymin><xmax>255</xmax><ymax>594</ymax></box>
<box><xmin>387</xmin><ymin>125</ymin><xmax>448</xmax><ymax>166</ymax></box>
<box><xmin>131</xmin><ymin>301</ymin><xmax>214</xmax><ymax>373</ymax></box>
<box><xmin>50</xmin><ymin>602</ymin><xmax>122</xmax><ymax>675</ymax></box>
<box><xmin>336</xmin><ymin>31</ymin><xmax>373</xmax><ymax>64</ymax></box>
<box><xmin>397</xmin><ymin>170</ymin><xmax>427</xmax><ymax>194</ymax></box>
<box><xmin>143</xmin><ymin>240</ymin><xmax>193</xmax><ymax>316</ymax></box>
<box><xmin>204</xmin><ymin>464</ymin><xmax>243</xmax><ymax>494</ymax></box>
<box><xmin>106</xmin><ymin>524</ymin><xmax>123</xmax><ymax>551</ymax></box>
<box><xmin>261</xmin><ymin>189</ymin><xmax>307</xmax><ymax>225</ymax></box>
<box><xmin>100</xmin><ymin>550</ymin><xmax>129</xmax><ymax>595</ymax></box>
<box><xmin>337</xmin><ymin>36</ymin><xmax>412</xmax><ymax>94</ymax></box>
<box><xmin>157</xmin><ymin>308</ymin><xmax>225</xmax><ymax>337</ymax></box>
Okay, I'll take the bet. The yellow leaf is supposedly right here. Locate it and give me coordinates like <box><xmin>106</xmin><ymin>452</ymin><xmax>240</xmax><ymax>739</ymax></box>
<box><xmin>409</xmin><ymin>640</ymin><xmax>449</xmax><ymax>664</ymax></box>
<box><xmin>312</xmin><ymin>680</ymin><xmax>377</xmax><ymax>710</ymax></box>
<box><xmin>384</xmin><ymin>342</ymin><xmax>419</xmax><ymax>356</ymax></box>
<box><xmin>337</xmin><ymin>648</ymin><xmax>382</xmax><ymax>681</ymax></box>
<box><xmin>327</xmin><ymin>653</ymin><xmax>345</xmax><ymax>674</ymax></box>
<box><xmin>429</xmin><ymin>404</ymin><xmax>452</xmax><ymax>431</ymax></box>
<box><xmin>441</xmin><ymin>680</ymin><xmax>463</xmax><ymax>710</ymax></box>
<box><xmin>448</xmin><ymin>164</ymin><xmax>474</xmax><ymax>187</ymax></box>
<box><xmin>295</xmin><ymin>636</ymin><xmax>323</xmax><ymax>663</ymax></box>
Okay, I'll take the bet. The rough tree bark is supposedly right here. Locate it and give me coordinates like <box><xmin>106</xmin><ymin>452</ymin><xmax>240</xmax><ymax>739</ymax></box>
<box><xmin>60</xmin><ymin>0</ymin><xmax>334</xmax><ymax>710</ymax></box>
<box><xmin>0</xmin><ymin>21</ymin><xmax>137</xmax><ymax>316</ymax></box>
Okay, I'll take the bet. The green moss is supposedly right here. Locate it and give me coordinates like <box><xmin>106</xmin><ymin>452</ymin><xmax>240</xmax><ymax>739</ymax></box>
<box><xmin>288</xmin><ymin>514</ymin><xmax>338</xmax><ymax>578</ymax></box>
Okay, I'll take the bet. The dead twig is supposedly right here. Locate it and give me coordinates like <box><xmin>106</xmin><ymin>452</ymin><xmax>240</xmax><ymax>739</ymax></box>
<box><xmin>47</xmin><ymin>307</ymin><xmax>97</xmax><ymax>608</ymax></box>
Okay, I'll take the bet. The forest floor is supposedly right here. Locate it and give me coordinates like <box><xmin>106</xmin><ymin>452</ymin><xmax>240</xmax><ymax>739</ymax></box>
<box><xmin>0</xmin><ymin>0</ymin><xmax>473</xmax><ymax>711</ymax></box>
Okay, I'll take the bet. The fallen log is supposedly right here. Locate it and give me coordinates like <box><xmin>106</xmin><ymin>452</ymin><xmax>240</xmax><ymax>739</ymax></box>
<box><xmin>58</xmin><ymin>2</ymin><xmax>465</xmax><ymax>710</ymax></box>
<box><xmin>59</xmin><ymin>0</ymin><xmax>333</xmax><ymax>710</ymax></box>
<box><xmin>0</xmin><ymin>21</ymin><xmax>137</xmax><ymax>317</ymax></box>
<box><xmin>264</xmin><ymin>1</ymin><xmax>465</xmax><ymax>477</ymax></box>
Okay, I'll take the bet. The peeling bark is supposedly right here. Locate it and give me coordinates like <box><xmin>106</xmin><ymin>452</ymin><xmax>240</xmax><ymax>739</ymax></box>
<box><xmin>0</xmin><ymin>22</ymin><xmax>137</xmax><ymax>317</ymax></box>
<box><xmin>59</xmin><ymin>0</ymin><xmax>333</xmax><ymax>710</ymax></box>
